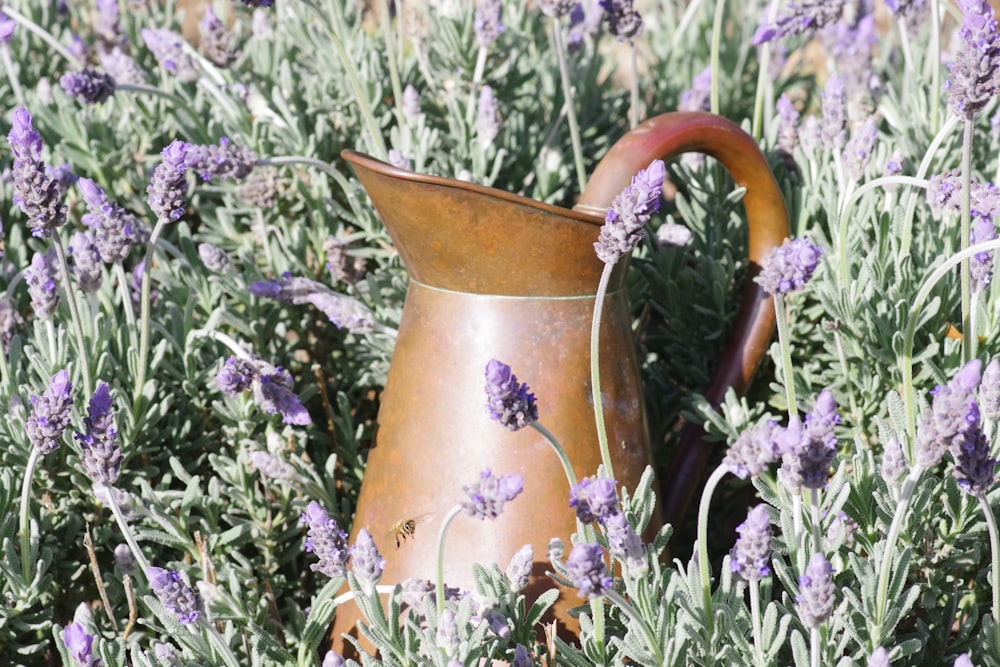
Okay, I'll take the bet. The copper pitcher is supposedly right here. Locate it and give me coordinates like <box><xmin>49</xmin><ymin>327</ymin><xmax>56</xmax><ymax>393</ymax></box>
<box><xmin>329</xmin><ymin>112</ymin><xmax>789</xmax><ymax>649</ymax></box>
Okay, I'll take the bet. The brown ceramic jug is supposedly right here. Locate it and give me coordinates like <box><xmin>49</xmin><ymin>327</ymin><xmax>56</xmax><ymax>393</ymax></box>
<box><xmin>329</xmin><ymin>111</ymin><xmax>789</xmax><ymax>650</ymax></box>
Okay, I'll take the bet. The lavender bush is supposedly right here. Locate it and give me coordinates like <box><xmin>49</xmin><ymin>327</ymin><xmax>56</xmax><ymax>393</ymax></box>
<box><xmin>0</xmin><ymin>0</ymin><xmax>998</xmax><ymax>665</ymax></box>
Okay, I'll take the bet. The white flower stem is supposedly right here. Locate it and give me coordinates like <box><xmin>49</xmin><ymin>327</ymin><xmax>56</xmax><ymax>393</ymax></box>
<box><xmin>133</xmin><ymin>218</ymin><xmax>168</xmax><ymax>417</ymax></box>
<box><xmin>530</xmin><ymin>422</ymin><xmax>578</xmax><ymax>487</ymax></box>
<box><xmin>873</xmin><ymin>466</ymin><xmax>921</xmax><ymax>637</ymax></box>
<box><xmin>978</xmin><ymin>493</ymin><xmax>1000</xmax><ymax>652</ymax></box>
<box><xmin>628</xmin><ymin>42</ymin><xmax>639</xmax><ymax>129</ymax></box>
<box><xmin>0</xmin><ymin>5</ymin><xmax>83</xmax><ymax>66</ymax></box>
<box><xmin>104</xmin><ymin>484</ymin><xmax>151</xmax><ymax>577</ymax></box>
<box><xmin>959</xmin><ymin>119</ymin><xmax>974</xmax><ymax>363</ymax></box>
<box><xmin>590</xmin><ymin>263</ymin><xmax>615</xmax><ymax>481</ymax></box>
<box><xmin>900</xmin><ymin>113</ymin><xmax>961</xmax><ymax>257</ymax></box>
<box><xmin>810</xmin><ymin>626</ymin><xmax>821</xmax><ymax>667</ymax></box>
<box><xmin>0</xmin><ymin>46</ymin><xmax>24</xmax><ymax>109</ymax></box>
<box><xmin>113</xmin><ymin>263</ymin><xmax>139</xmax><ymax>356</ymax></box>
<box><xmin>774</xmin><ymin>294</ymin><xmax>797</xmax><ymax>418</ymax></box>
<box><xmin>550</xmin><ymin>17</ymin><xmax>587</xmax><ymax>194</ymax></box>
<box><xmin>709</xmin><ymin>0</ymin><xmax>726</xmax><ymax>115</ymax></box>
<box><xmin>750</xmin><ymin>579</ymin><xmax>765</xmax><ymax>667</ymax></box>
<box><xmin>434</xmin><ymin>505</ymin><xmax>463</xmax><ymax>618</ymax></box>
<box><xmin>808</xmin><ymin>488</ymin><xmax>823</xmax><ymax>555</ymax></box>
<box><xmin>18</xmin><ymin>447</ymin><xmax>42</xmax><ymax>583</ymax></box>
<box><xmin>696</xmin><ymin>464</ymin><xmax>728</xmax><ymax>640</ymax></box>
<box><xmin>51</xmin><ymin>234</ymin><xmax>93</xmax><ymax>400</ymax></box>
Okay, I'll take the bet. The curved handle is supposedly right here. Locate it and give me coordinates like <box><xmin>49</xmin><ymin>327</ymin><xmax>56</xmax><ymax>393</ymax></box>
<box><xmin>577</xmin><ymin>111</ymin><xmax>789</xmax><ymax>530</ymax></box>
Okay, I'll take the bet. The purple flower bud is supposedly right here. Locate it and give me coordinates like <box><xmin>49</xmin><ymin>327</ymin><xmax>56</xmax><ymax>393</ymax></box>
<box><xmin>778</xmin><ymin>392</ymin><xmax>840</xmax><ymax>492</ymax></box>
<box><xmin>678</xmin><ymin>66</ymin><xmax>712</xmax><ymax>113</ymax></box>
<box><xmin>200</xmin><ymin>6</ymin><xmax>239</xmax><ymax>67</ymax></box>
<box><xmin>723</xmin><ymin>421</ymin><xmax>782</xmax><ymax>478</ymax></box>
<box><xmin>512</xmin><ymin>645</ymin><xmax>532</xmax><ymax>667</ymax></box>
<box><xmin>250</xmin><ymin>275</ymin><xmax>375</xmax><ymax>334</ymax></box>
<box><xmin>460</xmin><ymin>468</ymin><xmax>524</xmax><ymax>520</ymax></box>
<box><xmin>476</xmin><ymin>85</ymin><xmax>500</xmax><ymax>148</ymax></box>
<box><xmin>776</xmin><ymin>94</ymin><xmax>800</xmax><ymax>153</ymax></box>
<box><xmin>484</xmin><ymin>359</ymin><xmax>538</xmax><ymax>431</ymax></box>
<box><xmin>756</xmin><ymin>236</ymin><xmax>822</xmax><ymax>295</ymax></box>
<box><xmin>0</xmin><ymin>15</ymin><xmax>15</xmax><ymax>43</ymax></box>
<box><xmin>351</xmin><ymin>528</ymin><xmax>385</xmax><ymax>589</ymax></box>
<box><xmin>255</xmin><ymin>367</ymin><xmax>311</xmax><ymax>425</ymax></box>
<box><xmin>78</xmin><ymin>178</ymin><xmax>136</xmax><ymax>264</ymax></box>
<box><xmin>249</xmin><ymin>450</ymin><xmax>296</xmax><ymax>480</ymax></box>
<box><xmin>799</xmin><ymin>115</ymin><xmax>822</xmax><ymax>155</ymax></box>
<box><xmin>954</xmin><ymin>654</ymin><xmax>975</xmax><ymax>667</ymax></box>
<box><xmin>141</xmin><ymin>28</ymin><xmax>198</xmax><ymax>81</ymax></box>
<box><xmin>505</xmin><ymin>544</ymin><xmax>533</xmax><ymax>592</ymax></box>
<box><xmin>484</xmin><ymin>608</ymin><xmax>511</xmax><ymax>638</ymax></box>
<box><xmin>947</xmin><ymin>0</ymin><xmax>1000</xmax><ymax>119</ymax></box>
<box><xmin>63</xmin><ymin>622</ymin><xmax>96</xmax><ymax>666</ymax></box>
<box><xmin>437</xmin><ymin>607</ymin><xmax>458</xmax><ymax>653</ymax></box>
<box><xmin>880</xmin><ymin>437</ymin><xmax>907</xmax><ymax>485</ymax></box>
<box><xmin>952</xmin><ymin>425</ymin><xmax>996</xmax><ymax>495</ymax></box>
<box><xmin>730</xmin><ymin>504</ymin><xmax>772</xmax><ymax>581</ymax></box>
<box><xmin>75</xmin><ymin>382</ymin><xmax>121</xmax><ymax>487</ymax></box>
<box><xmin>26</xmin><ymin>369</ymin><xmax>73</xmax><ymax>454</ymax></box>
<box><xmin>322</xmin><ymin>651</ymin><xmax>346</xmax><ymax>667</ymax></box>
<box><xmin>100</xmin><ymin>47</ymin><xmax>146</xmax><ymax>85</ymax></box>
<box><xmin>820</xmin><ymin>74</ymin><xmax>847</xmax><ymax>152</ymax></box>
<box><xmin>656</xmin><ymin>221</ymin><xmax>692</xmax><ymax>247</ymax></box>
<box><xmin>826</xmin><ymin>511</ymin><xmax>858</xmax><ymax>549</ymax></box>
<box><xmin>604</xmin><ymin>511</ymin><xmax>645</xmax><ymax>571</ymax></box>
<box><xmin>844</xmin><ymin>115</ymin><xmax>878</xmax><ymax>182</ymax></box>
<box><xmin>0</xmin><ymin>298</ymin><xmax>23</xmax><ymax>353</ymax></box>
<box><xmin>402</xmin><ymin>84</ymin><xmax>421</xmax><ymax>119</ymax></box>
<box><xmin>565</xmin><ymin>543</ymin><xmax>612</xmax><ymax>599</ymax></box>
<box><xmin>884</xmin><ymin>152</ymin><xmax>904</xmax><ymax>178</ymax></box>
<box><xmin>60</xmin><ymin>68</ymin><xmax>116</xmax><ymax>105</ymax></box>
<box><xmin>796</xmin><ymin>552</ymin><xmax>834</xmax><ymax>628</ymax></box>
<box><xmin>184</xmin><ymin>137</ymin><xmax>256</xmax><ymax>182</ymax></box>
<box><xmin>69</xmin><ymin>231</ymin><xmax>103</xmax><ymax>293</ymax></box>
<box><xmin>752</xmin><ymin>0</ymin><xmax>846</xmax><ymax>45</ymax></box>
<box><xmin>927</xmin><ymin>170</ymin><xmax>962</xmax><ymax>214</ymax></box>
<box><xmin>569</xmin><ymin>476</ymin><xmax>619</xmax><ymax>524</ymax></box>
<box><xmin>216</xmin><ymin>356</ymin><xmax>256</xmax><ymax>395</ymax></box>
<box><xmin>594</xmin><ymin>159</ymin><xmax>666</xmax><ymax>264</ymax></box>
<box><xmin>916</xmin><ymin>360</ymin><xmax>982</xmax><ymax>469</ymax></box>
<box><xmin>971</xmin><ymin>217</ymin><xmax>996</xmax><ymax>291</ymax></box>
<box><xmin>147</xmin><ymin>567</ymin><xmax>203</xmax><ymax>624</ymax></box>
<box><xmin>146</xmin><ymin>140</ymin><xmax>191</xmax><ymax>223</ymax></box>
<box><xmin>601</xmin><ymin>0</ymin><xmax>643</xmax><ymax>42</ymax></box>
<box><xmin>237</xmin><ymin>169</ymin><xmax>279</xmax><ymax>207</ymax></box>
<box><xmin>198</xmin><ymin>243</ymin><xmax>231</xmax><ymax>273</ymax></box>
<box><xmin>981</xmin><ymin>358</ymin><xmax>1000</xmax><ymax>421</ymax></box>
<box><xmin>114</xmin><ymin>542</ymin><xmax>137</xmax><ymax>575</ymax></box>
<box><xmin>867</xmin><ymin>646</ymin><xmax>890</xmax><ymax>667</ymax></box>
<box><xmin>474</xmin><ymin>0</ymin><xmax>504</xmax><ymax>48</ymax></box>
<box><xmin>25</xmin><ymin>250</ymin><xmax>60</xmax><ymax>320</ymax></box>
<box><xmin>538</xmin><ymin>0</ymin><xmax>575</xmax><ymax>18</ymax></box>
<box><xmin>387</xmin><ymin>149</ymin><xmax>411</xmax><ymax>171</ymax></box>
<box><xmin>8</xmin><ymin>108</ymin><xmax>67</xmax><ymax>238</ymax></box>
<box><xmin>301</xmin><ymin>501</ymin><xmax>350</xmax><ymax>578</ymax></box>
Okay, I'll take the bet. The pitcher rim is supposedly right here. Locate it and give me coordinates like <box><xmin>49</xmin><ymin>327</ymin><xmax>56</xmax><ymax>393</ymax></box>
<box><xmin>341</xmin><ymin>150</ymin><xmax>607</xmax><ymax>227</ymax></box>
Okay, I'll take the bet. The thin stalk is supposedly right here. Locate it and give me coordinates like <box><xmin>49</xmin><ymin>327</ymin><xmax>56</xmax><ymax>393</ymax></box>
<box><xmin>1</xmin><ymin>46</ymin><xmax>24</xmax><ymax>109</ymax></box>
<box><xmin>0</xmin><ymin>6</ymin><xmax>83</xmax><ymax>66</ymax></box>
<box><xmin>18</xmin><ymin>448</ymin><xmax>42</xmax><ymax>582</ymax></box>
<box><xmin>832</xmin><ymin>329</ymin><xmax>861</xmax><ymax>434</ymax></box>
<box><xmin>550</xmin><ymin>18</ymin><xmax>587</xmax><ymax>194</ymax></box>
<box><xmin>774</xmin><ymin>294</ymin><xmax>798</xmax><ymax>417</ymax></box>
<box><xmin>901</xmin><ymin>114</ymin><xmax>961</xmax><ymax>256</ymax></box>
<box><xmin>929</xmin><ymin>0</ymin><xmax>942</xmax><ymax>136</ymax></box>
<box><xmin>530</xmin><ymin>422</ymin><xmax>578</xmax><ymax>487</ymax></box>
<box><xmin>591</xmin><ymin>264</ymin><xmax>615</xmax><ymax>481</ymax></box>
<box><xmin>604</xmin><ymin>589</ymin><xmax>664</xmax><ymax>664</ymax></box>
<box><xmin>808</xmin><ymin>488</ymin><xmax>823</xmax><ymax>554</ymax></box>
<box><xmin>752</xmin><ymin>0</ymin><xmax>781</xmax><ymax>141</ymax></box>
<box><xmin>873</xmin><ymin>467</ymin><xmax>921</xmax><ymax>632</ymax></box>
<box><xmin>696</xmin><ymin>464</ymin><xmax>728</xmax><ymax>641</ymax></box>
<box><xmin>959</xmin><ymin>120</ymin><xmax>973</xmax><ymax>363</ymax></box>
<box><xmin>978</xmin><ymin>492</ymin><xmax>1000</xmax><ymax>653</ymax></box>
<box><xmin>434</xmin><ymin>505</ymin><xmax>463</xmax><ymax>618</ymax></box>
<box><xmin>379</xmin><ymin>0</ymin><xmax>404</xmax><ymax>119</ymax></box>
<box><xmin>113</xmin><ymin>263</ymin><xmax>138</xmax><ymax>358</ymax></box>
<box><xmin>810</xmin><ymin>627</ymin><xmax>821</xmax><ymax>667</ymax></box>
<box><xmin>750</xmin><ymin>580</ymin><xmax>765</xmax><ymax>667</ymax></box>
<box><xmin>132</xmin><ymin>218</ymin><xmax>168</xmax><ymax>416</ymax></box>
<box><xmin>628</xmin><ymin>42</ymin><xmax>639</xmax><ymax>129</ymax></box>
<box><xmin>709</xmin><ymin>0</ymin><xmax>726</xmax><ymax>115</ymax></box>
<box><xmin>51</xmin><ymin>235</ymin><xmax>93</xmax><ymax>399</ymax></box>
<box><xmin>104</xmin><ymin>483</ymin><xmax>152</xmax><ymax>576</ymax></box>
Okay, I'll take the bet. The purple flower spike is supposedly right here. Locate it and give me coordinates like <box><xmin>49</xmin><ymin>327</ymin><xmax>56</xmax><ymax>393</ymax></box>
<box><xmin>595</xmin><ymin>159</ymin><xmax>666</xmax><ymax>265</ymax></box>
<box><xmin>461</xmin><ymin>468</ymin><xmax>524</xmax><ymax>520</ymax></box>
<box><xmin>476</xmin><ymin>85</ymin><xmax>500</xmax><ymax>148</ymax></box>
<box><xmin>538</xmin><ymin>0</ymin><xmax>575</xmax><ymax>18</ymax></box>
<box><xmin>981</xmin><ymin>359</ymin><xmax>1000</xmax><ymax>421</ymax></box>
<box><xmin>147</xmin><ymin>567</ymin><xmax>203</xmax><ymax>625</ymax></box>
<box><xmin>322</xmin><ymin>652</ymin><xmax>346</xmax><ymax>667</ymax></box>
<box><xmin>565</xmin><ymin>543</ymin><xmax>613</xmax><ymax>599</ymax></box>
<box><xmin>69</xmin><ymin>231</ymin><xmax>103</xmax><ymax>293</ymax></box>
<box><xmin>678</xmin><ymin>67</ymin><xmax>712</xmax><ymax>113</ymax></box>
<box><xmin>216</xmin><ymin>356</ymin><xmax>256</xmax><ymax>395</ymax></box>
<box><xmin>255</xmin><ymin>368</ymin><xmax>311</xmax><ymax>425</ymax></box>
<box><xmin>569</xmin><ymin>476</ymin><xmax>619</xmax><ymax>524</ymax></box>
<box><xmin>756</xmin><ymin>237</ymin><xmax>822</xmax><ymax>295</ymax></box>
<box><xmin>867</xmin><ymin>647</ymin><xmax>890</xmax><ymax>667</ymax></box>
<box><xmin>249</xmin><ymin>275</ymin><xmax>375</xmax><ymax>334</ymax></box>
<box><xmin>723</xmin><ymin>421</ymin><xmax>781</xmax><ymax>478</ymax></box>
<box><xmin>60</xmin><ymin>68</ymin><xmax>116</xmax><ymax>105</ymax></box>
<box><xmin>146</xmin><ymin>140</ymin><xmax>191</xmax><ymax>223</ymax></box>
<box><xmin>63</xmin><ymin>622</ymin><xmax>96</xmax><ymax>666</ymax></box>
<box><xmin>100</xmin><ymin>47</ymin><xmax>146</xmax><ymax>86</ymax></box>
<box><xmin>8</xmin><ymin>108</ymin><xmax>67</xmax><ymax>239</ymax></box>
<box><xmin>78</xmin><ymin>178</ymin><xmax>136</xmax><ymax>264</ymax></box>
<box><xmin>971</xmin><ymin>217</ymin><xmax>997</xmax><ymax>292</ymax></box>
<box><xmin>778</xmin><ymin>391</ymin><xmax>840</xmax><ymax>493</ymax></box>
<box><xmin>730</xmin><ymin>504</ymin><xmax>772</xmax><ymax>581</ymax></box>
<box><xmin>200</xmin><ymin>6</ymin><xmax>239</xmax><ymax>68</ymax></box>
<box><xmin>880</xmin><ymin>437</ymin><xmax>907</xmax><ymax>485</ymax></box>
<box><xmin>75</xmin><ymin>382</ymin><xmax>121</xmax><ymax>487</ymax></box>
<box><xmin>505</xmin><ymin>544</ymin><xmax>533</xmax><ymax>592</ymax></box>
<box><xmin>947</xmin><ymin>0</ymin><xmax>1000</xmax><ymax>119</ymax></box>
<box><xmin>351</xmin><ymin>528</ymin><xmax>385</xmax><ymax>590</ymax></box>
<box><xmin>0</xmin><ymin>15</ymin><xmax>15</xmax><ymax>43</ymax></box>
<box><xmin>184</xmin><ymin>137</ymin><xmax>257</xmax><ymax>182</ymax></box>
<box><xmin>26</xmin><ymin>369</ymin><xmax>73</xmax><ymax>455</ymax></box>
<box><xmin>474</xmin><ymin>0</ymin><xmax>504</xmax><ymax>48</ymax></box>
<box><xmin>484</xmin><ymin>360</ymin><xmax>538</xmax><ymax>431</ymax></box>
<box><xmin>844</xmin><ymin>115</ymin><xmax>878</xmax><ymax>182</ymax></box>
<box><xmin>776</xmin><ymin>94</ymin><xmax>800</xmax><ymax>153</ymax></box>
<box><xmin>796</xmin><ymin>552</ymin><xmax>834</xmax><ymax>628</ymax></box>
<box><xmin>141</xmin><ymin>28</ymin><xmax>198</xmax><ymax>81</ymax></box>
<box><xmin>820</xmin><ymin>74</ymin><xmax>847</xmax><ymax>152</ymax></box>
<box><xmin>604</xmin><ymin>511</ymin><xmax>645</xmax><ymax>571</ymax></box>
<box><xmin>952</xmin><ymin>426</ymin><xmax>996</xmax><ymax>495</ymax></box>
<box><xmin>954</xmin><ymin>654</ymin><xmax>974</xmax><ymax>667</ymax></box>
<box><xmin>301</xmin><ymin>501</ymin><xmax>350</xmax><ymax>578</ymax></box>
<box><xmin>198</xmin><ymin>243</ymin><xmax>231</xmax><ymax>273</ymax></box>
<box><xmin>916</xmin><ymin>359</ymin><xmax>982</xmax><ymax>469</ymax></box>
<box><xmin>752</xmin><ymin>0</ymin><xmax>846</xmax><ymax>45</ymax></box>
<box><xmin>601</xmin><ymin>0</ymin><xmax>644</xmax><ymax>42</ymax></box>
<box><xmin>511</xmin><ymin>645</ymin><xmax>532</xmax><ymax>667</ymax></box>
<box><xmin>25</xmin><ymin>250</ymin><xmax>60</xmax><ymax>320</ymax></box>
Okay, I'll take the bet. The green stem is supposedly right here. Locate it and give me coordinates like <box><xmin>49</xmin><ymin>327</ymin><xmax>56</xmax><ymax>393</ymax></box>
<box><xmin>550</xmin><ymin>17</ymin><xmax>587</xmax><ymax>194</ymax></box>
<box><xmin>774</xmin><ymin>294</ymin><xmax>797</xmax><ymax>417</ymax></box>
<box><xmin>697</xmin><ymin>464</ymin><xmax>728</xmax><ymax>642</ymax></box>
<box><xmin>113</xmin><ymin>263</ymin><xmax>139</xmax><ymax>359</ymax></box>
<box><xmin>591</xmin><ymin>263</ymin><xmax>615</xmax><ymax>481</ymax></box>
<box><xmin>104</xmin><ymin>483</ymin><xmax>152</xmax><ymax>576</ymax></box>
<box><xmin>895</xmin><ymin>16</ymin><xmax>913</xmax><ymax>76</ymax></box>
<box><xmin>709</xmin><ymin>0</ymin><xmax>726</xmax><ymax>115</ymax></box>
<box><xmin>808</xmin><ymin>488</ymin><xmax>823</xmax><ymax>555</ymax></box>
<box><xmin>900</xmin><ymin>113</ymin><xmax>961</xmax><ymax>257</ymax></box>
<box><xmin>530</xmin><ymin>422</ymin><xmax>578</xmax><ymax>488</ymax></box>
<box><xmin>873</xmin><ymin>467</ymin><xmax>921</xmax><ymax>633</ymax></box>
<box><xmin>832</xmin><ymin>329</ymin><xmax>861</xmax><ymax>435</ymax></box>
<box><xmin>0</xmin><ymin>5</ymin><xmax>83</xmax><ymax>66</ymax></box>
<box><xmin>604</xmin><ymin>589</ymin><xmax>664</xmax><ymax>664</ymax></box>
<box><xmin>18</xmin><ymin>447</ymin><xmax>42</xmax><ymax>583</ymax></box>
<box><xmin>51</xmin><ymin>234</ymin><xmax>93</xmax><ymax>400</ymax></box>
<box><xmin>132</xmin><ymin>218</ymin><xmax>168</xmax><ymax>417</ymax></box>
<box><xmin>810</xmin><ymin>626</ymin><xmax>821</xmax><ymax>667</ymax></box>
<box><xmin>979</xmin><ymin>493</ymin><xmax>1000</xmax><ymax>654</ymax></box>
<box><xmin>929</xmin><ymin>0</ymin><xmax>941</xmax><ymax>136</ymax></box>
<box><xmin>379</xmin><ymin>0</ymin><xmax>404</xmax><ymax>119</ymax></box>
<box><xmin>751</xmin><ymin>0</ymin><xmax>780</xmax><ymax>141</ymax></box>
<box><xmin>0</xmin><ymin>46</ymin><xmax>24</xmax><ymax>109</ymax></box>
<box><xmin>750</xmin><ymin>579</ymin><xmax>765</xmax><ymax>667</ymax></box>
<box><xmin>434</xmin><ymin>505</ymin><xmax>463</xmax><ymax>618</ymax></box>
<box><xmin>959</xmin><ymin>120</ymin><xmax>973</xmax><ymax>363</ymax></box>
<box><xmin>628</xmin><ymin>42</ymin><xmax>639</xmax><ymax>130</ymax></box>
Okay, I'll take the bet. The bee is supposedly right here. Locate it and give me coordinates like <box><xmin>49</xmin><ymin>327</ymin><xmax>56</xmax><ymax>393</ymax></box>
<box><xmin>389</xmin><ymin>513</ymin><xmax>433</xmax><ymax>549</ymax></box>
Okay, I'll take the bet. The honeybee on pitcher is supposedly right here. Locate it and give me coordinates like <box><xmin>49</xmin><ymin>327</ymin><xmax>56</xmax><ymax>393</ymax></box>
<box><xmin>389</xmin><ymin>513</ymin><xmax>433</xmax><ymax>549</ymax></box>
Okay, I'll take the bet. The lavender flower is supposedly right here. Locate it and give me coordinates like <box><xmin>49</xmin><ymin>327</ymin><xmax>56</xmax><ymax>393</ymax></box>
<box><xmin>799</xmin><ymin>115</ymin><xmax>822</xmax><ymax>155</ymax></box>
<box><xmin>538</xmin><ymin>0</ymin><xmax>575</xmax><ymax>18</ymax></box>
<box><xmin>0</xmin><ymin>15</ymin><xmax>15</xmax><ymax>43</ymax></box>
<box><xmin>820</xmin><ymin>74</ymin><xmax>847</xmax><ymax>152</ymax></box>
<box><xmin>200</xmin><ymin>6</ymin><xmax>239</xmax><ymax>67</ymax></box>
<box><xmin>47</xmin><ymin>162</ymin><xmax>78</xmax><ymax>196</ymax></box>
<box><xmin>884</xmin><ymin>151</ymin><xmax>904</xmax><ymax>179</ymax></box>
<box><xmin>723</xmin><ymin>420</ymin><xmax>781</xmax><ymax>478</ymax></box>
<box><xmin>844</xmin><ymin>115</ymin><xmax>878</xmax><ymax>182</ymax></box>
<box><xmin>568</xmin><ymin>0</ymin><xmax>603</xmax><ymax>49</ymax></box>
<box><xmin>565</xmin><ymin>543</ymin><xmax>612</xmax><ymax>599</ymax></box>
<box><xmin>322</xmin><ymin>652</ymin><xmax>346</xmax><ymax>667</ymax></box>
<box><xmin>505</xmin><ymin>544</ymin><xmax>533</xmax><ymax>592</ymax></box>
<box><xmin>8</xmin><ymin>107</ymin><xmax>67</xmax><ymax>238</ymax></box>
<box><xmin>437</xmin><ymin>608</ymin><xmax>458</xmax><ymax>654</ymax></box>
<box><xmin>255</xmin><ymin>367</ymin><xmax>311</xmax><ymax>425</ymax></box>
<box><xmin>971</xmin><ymin>217</ymin><xmax>996</xmax><ymax>291</ymax></box>
<box><xmin>114</xmin><ymin>543</ymin><xmax>137</xmax><ymax>575</ymax></box>
<box><xmin>927</xmin><ymin>170</ymin><xmax>962</xmax><ymax>214</ymax></box>
<box><xmin>604</xmin><ymin>511</ymin><xmax>645</xmax><ymax>570</ymax></box>
<box><xmin>822</xmin><ymin>15</ymin><xmax>878</xmax><ymax>105</ymax></box>
<box><xmin>868</xmin><ymin>646</ymin><xmax>890</xmax><ymax>667</ymax></box>
<box><xmin>184</xmin><ymin>138</ymin><xmax>256</xmax><ymax>182</ymax></box>
<box><xmin>301</xmin><ymin>501</ymin><xmax>350</xmax><ymax>578</ymax></box>
<box><xmin>826</xmin><ymin>511</ymin><xmax>858</xmax><ymax>549</ymax></box>
<box><xmin>249</xmin><ymin>275</ymin><xmax>375</xmax><ymax>333</ymax></box>
<box><xmin>147</xmin><ymin>567</ymin><xmax>203</xmax><ymax>625</ymax></box>
<box><xmin>25</xmin><ymin>250</ymin><xmax>60</xmax><ymax>320</ymax></box>
<box><xmin>512</xmin><ymin>645</ymin><xmax>532</xmax><ymax>667</ymax></box>
<box><xmin>324</xmin><ymin>237</ymin><xmax>367</xmax><ymax>284</ymax></box>
<box><xmin>880</xmin><ymin>437</ymin><xmax>907</xmax><ymax>485</ymax></box>
<box><xmin>730</xmin><ymin>504</ymin><xmax>772</xmax><ymax>581</ymax></box>
<box><xmin>601</xmin><ymin>0</ymin><xmax>644</xmax><ymax>42</ymax></box>
<box><xmin>388</xmin><ymin>149</ymin><xmax>411</xmax><ymax>171</ymax></box>
<box><xmin>981</xmin><ymin>358</ymin><xmax>1000</xmax><ymax>421</ymax></box>
<box><xmin>475</xmin><ymin>0</ymin><xmax>503</xmax><ymax>48</ymax></box>
<box><xmin>63</xmin><ymin>622</ymin><xmax>97</xmax><ymax>666</ymax></box>
<box><xmin>198</xmin><ymin>243</ymin><xmax>231</xmax><ymax>273</ymax></box>
<box><xmin>237</xmin><ymin>169</ymin><xmax>279</xmax><ymax>207</ymax></box>
<box><xmin>75</xmin><ymin>382</ymin><xmax>121</xmax><ymax>487</ymax></box>
<box><xmin>484</xmin><ymin>359</ymin><xmax>538</xmax><ymax>431</ymax></box>
<box><xmin>0</xmin><ymin>298</ymin><xmax>24</xmax><ymax>353</ymax></box>
<box><xmin>947</xmin><ymin>0</ymin><xmax>1000</xmax><ymax>119</ymax></box>
<box><xmin>100</xmin><ymin>47</ymin><xmax>146</xmax><ymax>86</ymax></box>
<box><xmin>476</xmin><ymin>85</ymin><xmax>500</xmax><ymax>148</ymax></box>
<box><xmin>216</xmin><ymin>356</ymin><xmax>256</xmax><ymax>395</ymax></box>
<box><xmin>915</xmin><ymin>359</ymin><xmax>982</xmax><ymax>469</ymax></box>
<box><xmin>678</xmin><ymin>66</ymin><xmax>712</xmax><ymax>112</ymax></box>
<box><xmin>752</xmin><ymin>0</ymin><xmax>846</xmax><ymax>44</ymax></box>
<box><xmin>952</xmin><ymin>426</ymin><xmax>996</xmax><ymax>495</ymax></box>
<box><xmin>94</xmin><ymin>0</ymin><xmax>122</xmax><ymax>46</ymax></box>
<box><xmin>778</xmin><ymin>391</ymin><xmax>840</xmax><ymax>492</ymax></box>
<box><xmin>402</xmin><ymin>84</ymin><xmax>421</xmax><ymax>119</ymax></box>
<box><xmin>60</xmin><ymin>68</ymin><xmax>116</xmax><ymax>105</ymax></box>
<box><xmin>241</xmin><ymin>0</ymin><xmax>275</xmax><ymax>7</ymax></box>
<box><xmin>485</xmin><ymin>609</ymin><xmax>511</xmax><ymax>638</ymax></box>
<box><xmin>756</xmin><ymin>237</ymin><xmax>822</xmax><ymax>295</ymax></box>
<box><xmin>594</xmin><ymin>159</ymin><xmax>666</xmax><ymax>264</ymax></box>
<box><xmin>796</xmin><ymin>552</ymin><xmax>834</xmax><ymax>628</ymax></box>
<box><xmin>69</xmin><ymin>231</ymin><xmax>103</xmax><ymax>293</ymax></box>
<box><xmin>776</xmin><ymin>94</ymin><xmax>800</xmax><ymax>153</ymax></box>
<box><xmin>656</xmin><ymin>221</ymin><xmax>692</xmax><ymax>247</ymax></box>
<box><xmin>146</xmin><ymin>140</ymin><xmax>191</xmax><ymax>223</ymax></box>
<box><xmin>351</xmin><ymin>528</ymin><xmax>385</xmax><ymax>590</ymax></box>
<box><xmin>569</xmin><ymin>476</ymin><xmax>619</xmax><ymax>524</ymax></box>
<box><xmin>141</xmin><ymin>28</ymin><xmax>199</xmax><ymax>81</ymax></box>
<box><xmin>886</xmin><ymin>0</ymin><xmax>926</xmax><ymax>15</ymax></box>
<box><xmin>460</xmin><ymin>468</ymin><xmax>524</xmax><ymax>520</ymax></box>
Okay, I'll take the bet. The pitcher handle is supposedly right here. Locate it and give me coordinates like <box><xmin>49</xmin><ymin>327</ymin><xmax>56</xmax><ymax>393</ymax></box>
<box><xmin>576</xmin><ymin>111</ymin><xmax>789</xmax><ymax>530</ymax></box>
